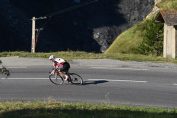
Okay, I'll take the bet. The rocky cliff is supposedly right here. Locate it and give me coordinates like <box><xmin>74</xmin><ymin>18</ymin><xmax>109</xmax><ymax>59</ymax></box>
<box><xmin>0</xmin><ymin>0</ymin><xmax>154</xmax><ymax>52</ymax></box>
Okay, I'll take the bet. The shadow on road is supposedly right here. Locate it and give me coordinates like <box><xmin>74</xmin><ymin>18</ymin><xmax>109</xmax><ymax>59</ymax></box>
<box><xmin>83</xmin><ymin>80</ymin><xmax>108</xmax><ymax>85</ymax></box>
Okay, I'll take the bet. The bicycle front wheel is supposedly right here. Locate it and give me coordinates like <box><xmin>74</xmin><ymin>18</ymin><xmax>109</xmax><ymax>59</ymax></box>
<box><xmin>69</xmin><ymin>73</ymin><xmax>83</xmax><ymax>85</ymax></box>
<box><xmin>3</xmin><ymin>69</ymin><xmax>10</xmax><ymax>77</ymax></box>
<box><xmin>49</xmin><ymin>73</ymin><xmax>64</xmax><ymax>85</ymax></box>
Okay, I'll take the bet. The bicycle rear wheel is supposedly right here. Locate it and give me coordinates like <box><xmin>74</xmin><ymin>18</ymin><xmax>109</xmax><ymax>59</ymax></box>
<box><xmin>69</xmin><ymin>73</ymin><xmax>83</xmax><ymax>85</ymax></box>
<box><xmin>49</xmin><ymin>73</ymin><xmax>64</xmax><ymax>85</ymax></box>
<box><xmin>3</xmin><ymin>69</ymin><xmax>10</xmax><ymax>77</ymax></box>
<box><xmin>0</xmin><ymin>67</ymin><xmax>10</xmax><ymax>78</ymax></box>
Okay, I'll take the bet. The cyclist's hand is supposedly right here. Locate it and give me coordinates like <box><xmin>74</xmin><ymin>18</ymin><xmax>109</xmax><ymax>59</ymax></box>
<box><xmin>57</xmin><ymin>68</ymin><xmax>61</xmax><ymax>72</ymax></box>
<box><xmin>53</xmin><ymin>66</ymin><xmax>58</xmax><ymax>70</ymax></box>
<box><xmin>51</xmin><ymin>70</ymin><xmax>55</xmax><ymax>75</ymax></box>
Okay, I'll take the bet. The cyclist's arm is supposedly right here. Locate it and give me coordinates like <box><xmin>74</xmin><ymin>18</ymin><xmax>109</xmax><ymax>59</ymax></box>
<box><xmin>53</xmin><ymin>61</ymin><xmax>58</xmax><ymax>69</ymax></box>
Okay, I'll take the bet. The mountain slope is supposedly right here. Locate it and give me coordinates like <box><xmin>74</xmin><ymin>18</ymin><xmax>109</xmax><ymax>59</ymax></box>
<box><xmin>0</xmin><ymin>0</ymin><xmax>154</xmax><ymax>52</ymax></box>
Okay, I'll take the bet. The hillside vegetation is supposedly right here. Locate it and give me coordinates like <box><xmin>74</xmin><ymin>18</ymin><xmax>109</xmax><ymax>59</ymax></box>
<box><xmin>105</xmin><ymin>18</ymin><xmax>163</xmax><ymax>55</ymax></box>
<box><xmin>105</xmin><ymin>21</ymin><xmax>146</xmax><ymax>54</ymax></box>
<box><xmin>105</xmin><ymin>0</ymin><xmax>175</xmax><ymax>56</ymax></box>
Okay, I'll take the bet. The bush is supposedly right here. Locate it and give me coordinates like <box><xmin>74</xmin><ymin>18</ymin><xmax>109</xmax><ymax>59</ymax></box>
<box><xmin>138</xmin><ymin>18</ymin><xmax>163</xmax><ymax>56</ymax></box>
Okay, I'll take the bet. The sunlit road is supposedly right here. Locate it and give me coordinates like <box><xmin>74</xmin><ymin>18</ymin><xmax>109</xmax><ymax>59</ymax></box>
<box><xmin>1</xmin><ymin>57</ymin><xmax>177</xmax><ymax>107</ymax></box>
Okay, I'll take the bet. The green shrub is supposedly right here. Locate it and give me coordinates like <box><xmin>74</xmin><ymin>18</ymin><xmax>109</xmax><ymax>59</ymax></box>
<box><xmin>138</xmin><ymin>18</ymin><xmax>163</xmax><ymax>56</ymax></box>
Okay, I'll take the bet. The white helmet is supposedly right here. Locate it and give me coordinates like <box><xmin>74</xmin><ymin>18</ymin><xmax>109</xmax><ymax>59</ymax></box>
<box><xmin>49</xmin><ymin>55</ymin><xmax>55</xmax><ymax>60</ymax></box>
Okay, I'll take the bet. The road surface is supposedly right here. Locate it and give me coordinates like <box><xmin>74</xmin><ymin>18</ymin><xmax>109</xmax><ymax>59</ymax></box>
<box><xmin>0</xmin><ymin>57</ymin><xmax>177</xmax><ymax>107</ymax></box>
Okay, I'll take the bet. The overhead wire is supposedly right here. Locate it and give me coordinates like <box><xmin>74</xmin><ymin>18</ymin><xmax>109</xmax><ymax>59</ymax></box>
<box><xmin>34</xmin><ymin>0</ymin><xmax>99</xmax><ymax>47</ymax></box>
<box><xmin>46</xmin><ymin>0</ymin><xmax>99</xmax><ymax>18</ymax></box>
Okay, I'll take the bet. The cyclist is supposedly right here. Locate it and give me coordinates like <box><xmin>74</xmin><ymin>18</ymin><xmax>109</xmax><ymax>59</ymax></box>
<box><xmin>49</xmin><ymin>55</ymin><xmax>70</xmax><ymax>81</ymax></box>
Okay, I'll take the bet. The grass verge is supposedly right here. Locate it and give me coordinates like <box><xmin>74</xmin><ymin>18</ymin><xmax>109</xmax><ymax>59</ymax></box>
<box><xmin>1</xmin><ymin>51</ymin><xmax>177</xmax><ymax>63</ymax></box>
<box><xmin>0</xmin><ymin>101</ymin><xmax>177</xmax><ymax>118</ymax></box>
<box><xmin>0</xmin><ymin>51</ymin><xmax>104</xmax><ymax>59</ymax></box>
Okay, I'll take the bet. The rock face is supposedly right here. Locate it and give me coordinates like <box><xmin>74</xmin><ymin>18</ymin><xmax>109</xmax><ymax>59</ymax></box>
<box><xmin>0</xmin><ymin>0</ymin><xmax>154</xmax><ymax>52</ymax></box>
<box><xmin>0</xmin><ymin>0</ymin><xmax>31</xmax><ymax>51</ymax></box>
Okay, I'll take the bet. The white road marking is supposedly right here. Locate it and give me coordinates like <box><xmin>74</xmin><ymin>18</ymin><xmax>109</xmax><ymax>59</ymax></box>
<box><xmin>88</xmin><ymin>79</ymin><xmax>148</xmax><ymax>83</ymax></box>
<box><xmin>173</xmin><ymin>83</ymin><xmax>177</xmax><ymax>86</ymax></box>
<box><xmin>2</xmin><ymin>78</ymin><xmax>48</xmax><ymax>80</ymax></box>
<box><xmin>91</xmin><ymin>67</ymin><xmax>148</xmax><ymax>71</ymax></box>
<box><xmin>8</xmin><ymin>66</ymin><xmax>27</xmax><ymax>69</ymax></box>
<box><xmin>2</xmin><ymin>78</ymin><xmax>147</xmax><ymax>83</ymax></box>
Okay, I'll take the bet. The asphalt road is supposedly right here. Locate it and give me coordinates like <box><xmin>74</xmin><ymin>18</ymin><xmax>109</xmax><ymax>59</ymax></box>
<box><xmin>1</xmin><ymin>57</ymin><xmax>177</xmax><ymax>107</ymax></box>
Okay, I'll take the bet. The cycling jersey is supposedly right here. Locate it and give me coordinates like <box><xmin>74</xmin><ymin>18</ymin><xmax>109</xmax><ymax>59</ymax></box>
<box><xmin>53</xmin><ymin>58</ymin><xmax>66</xmax><ymax>68</ymax></box>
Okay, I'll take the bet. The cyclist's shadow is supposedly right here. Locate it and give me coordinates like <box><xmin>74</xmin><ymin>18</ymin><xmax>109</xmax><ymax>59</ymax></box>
<box><xmin>83</xmin><ymin>80</ymin><xmax>108</xmax><ymax>85</ymax></box>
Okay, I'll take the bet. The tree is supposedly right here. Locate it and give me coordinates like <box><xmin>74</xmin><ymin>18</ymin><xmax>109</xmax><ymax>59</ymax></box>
<box><xmin>138</xmin><ymin>18</ymin><xmax>163</xmax><ymax>56</ymax></box>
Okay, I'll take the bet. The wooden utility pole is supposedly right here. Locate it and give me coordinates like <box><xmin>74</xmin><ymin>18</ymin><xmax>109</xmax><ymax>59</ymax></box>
<box><xmin>31</xmin><ymin>17</ymin><xmax>36</xmax><ymax>53</ymax></box>
<box><xmin>31</xmin><ymin>16</ymin><xmax>46</xmax><ymax>53</ymax></box>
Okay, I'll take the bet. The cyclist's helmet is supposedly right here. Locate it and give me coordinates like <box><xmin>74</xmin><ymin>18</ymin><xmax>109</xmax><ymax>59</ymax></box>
<box><xmin>49</xmin><ymin>55</ymin><xmax>55</xmax><ymax>60</ymax></box>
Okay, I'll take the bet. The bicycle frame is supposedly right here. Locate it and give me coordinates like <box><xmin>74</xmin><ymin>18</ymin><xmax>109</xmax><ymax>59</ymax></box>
<box><xmin>50</xmin><ymin>68</ymin><xmax>65</xmax><ymax>80</ymax></box>
<box><xmin>50</xmin><ymin>68</ymin><xmax>59</xmax><ymax>75</ymax></box>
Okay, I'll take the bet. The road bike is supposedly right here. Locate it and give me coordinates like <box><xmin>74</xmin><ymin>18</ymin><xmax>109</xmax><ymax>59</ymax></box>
<box><xmin>49</xmin><ymin>68</ymin><xmax>83</xmax><ymax>85</ymax></box>
<box><xmin>0</xmin><ymin>60</ymin><xmax>10</xmax><ymax>78</ymax></box>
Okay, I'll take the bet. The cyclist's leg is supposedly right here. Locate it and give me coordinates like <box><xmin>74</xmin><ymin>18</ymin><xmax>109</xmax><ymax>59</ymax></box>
<box><xmin>58</xmin><ymin>71</ymin><xmax>65</xmax><ymax>79</ymax></box>
<box><xmin>58</xmin><ymin>71</ymin><xmax>70</xmax><ymax>82</ymax></box>
<box><xmin>60</xmin><ymin>62</ymin><xmax>70</xmax><ymax>81</ymax></box>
